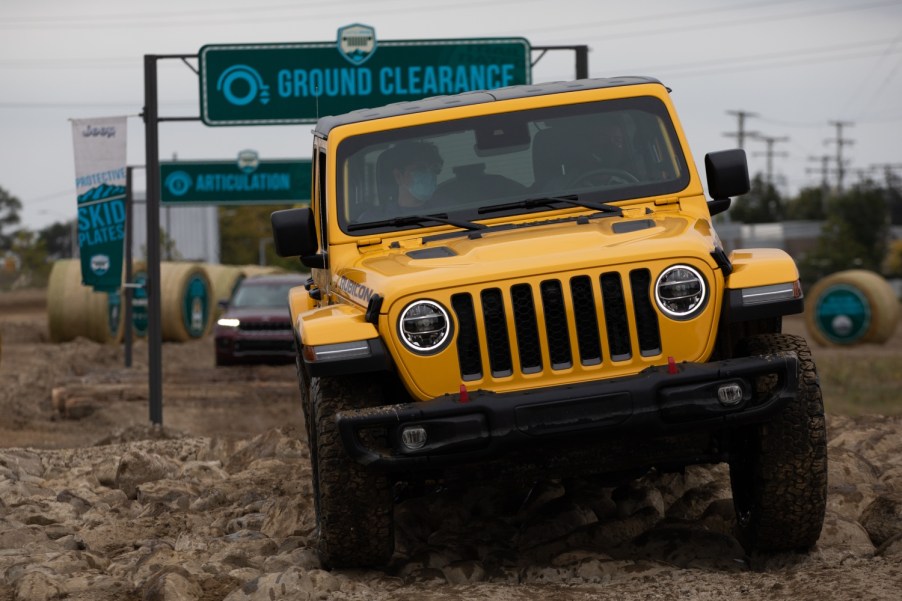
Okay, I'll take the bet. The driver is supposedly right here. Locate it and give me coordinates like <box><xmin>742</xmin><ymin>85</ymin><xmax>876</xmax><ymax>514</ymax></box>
<box><xmin>592</xmin><ymin>122</ymin><xmax>633</xmax><ymax>172</ymax></box>
<box><xmin>387</xmin><ymin>141</ymin><xmax>444</xmax><ymax>209</ymax></box>
<box><xmin>357</xmin><ymin>141</ymin><xmax>443</xmax><ymax>223</ymax></box>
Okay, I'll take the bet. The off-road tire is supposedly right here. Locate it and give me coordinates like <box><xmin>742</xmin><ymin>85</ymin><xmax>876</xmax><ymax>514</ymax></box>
<box><xmin>729</xmin><ymin>333</ymin><xmax>828</xmax><ymax>552</ymax></box>
<box><xmin>310</xmin><ymin>375</ymin><xmax>394</xmax><ymax>568</ymax></box>
<box><xmin>294</xmin><ymin>351</ymin><xmax>313</xmax><ymax>451</ymax></box>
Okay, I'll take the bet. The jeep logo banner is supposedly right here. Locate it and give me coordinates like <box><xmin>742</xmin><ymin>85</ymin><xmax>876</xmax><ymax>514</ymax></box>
<box><xmin>71</xmin><ymin>116</ymin><xmax>127</xmax><ymax>293</ymax></box>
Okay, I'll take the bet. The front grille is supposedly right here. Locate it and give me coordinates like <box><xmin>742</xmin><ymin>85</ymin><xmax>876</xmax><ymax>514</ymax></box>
<box><xmin>235</xmin><ymin>339</ymin><xmax>295</xmax><ymax>353</ymax></box>
<box><xmin>451</xmin><ymin>269</ymin><xmax>662</xmax><ymax>381</ymax></box>
<box><xmin>239</xmin><ymin>321</ymin><xmax>292</xmax><ymax>332</ymax></box>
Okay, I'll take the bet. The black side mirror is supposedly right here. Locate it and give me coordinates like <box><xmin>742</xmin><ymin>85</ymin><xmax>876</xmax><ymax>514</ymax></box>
<box><xmin>704</xmin><ymin>149</ymin><xmax>750</xmax><ymax>216</ymax></box>
<box><xmin>271</xmin><ymin>208</ymin><xmax>321</xmax><ymax>266</ymax></box>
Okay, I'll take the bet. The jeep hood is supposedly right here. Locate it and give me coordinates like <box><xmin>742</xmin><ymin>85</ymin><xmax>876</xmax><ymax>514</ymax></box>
<box><xmin>335</xmin><ymin>214</ymin><xmax>720</xmax><ymax>308</ymax></box>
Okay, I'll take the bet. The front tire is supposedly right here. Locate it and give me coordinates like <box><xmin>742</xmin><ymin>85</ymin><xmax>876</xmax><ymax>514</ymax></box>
<box><xmin>729</xmin><ymin>333</ymin><xmax>828</xmax><ymax>552</ymax></box>
<box><xmin>309</xmin><ymin>375</ymin><xmax>394</xmax><ymax>568</ymax></box>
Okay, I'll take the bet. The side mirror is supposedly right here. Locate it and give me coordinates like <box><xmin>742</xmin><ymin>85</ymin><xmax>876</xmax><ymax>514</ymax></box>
<box><xmin>217</xmin><ymin>299</ymin><xmax>229</xmax><ymax>311</ymax></box>
<box><xmin>271</xmin><ymin>208</ymin><xmax>321</xmax><ymax>265</ymax></box>
<box><xmin>704</xmin><ymin>149</ymin><xmax>750</xmax><ymax>216</ymax></box>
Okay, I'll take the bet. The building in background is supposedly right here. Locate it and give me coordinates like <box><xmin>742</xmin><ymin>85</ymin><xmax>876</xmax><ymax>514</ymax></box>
<box><xmin>129</xmin><ymin>193</ymin><xmax>219</xmax><ymax>264</ymax></box>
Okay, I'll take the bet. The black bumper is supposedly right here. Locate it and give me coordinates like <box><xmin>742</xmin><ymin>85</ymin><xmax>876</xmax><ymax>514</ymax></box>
<box><xmin>336</xmin><ymin>352</ymin><xmax>799</xmax><ymax>472</ymax></box>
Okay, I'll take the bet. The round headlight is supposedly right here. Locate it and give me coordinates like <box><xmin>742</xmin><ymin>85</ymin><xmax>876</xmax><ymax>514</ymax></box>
<box><xmin>398</xmin><ymin>300</ymin><xmax>452</xmax><ymax>354</ymax></box>
<box><xmin>655</xmin><ymin>265</ymin><xmax>707</xmax><ymax>319</ymax></box>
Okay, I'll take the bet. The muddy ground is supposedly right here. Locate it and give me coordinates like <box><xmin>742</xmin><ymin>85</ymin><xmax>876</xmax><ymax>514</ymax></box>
<box><xmin>1</xmin><ymin>288</ymin><xmax>901</xmax><ymax>600</ymax></box>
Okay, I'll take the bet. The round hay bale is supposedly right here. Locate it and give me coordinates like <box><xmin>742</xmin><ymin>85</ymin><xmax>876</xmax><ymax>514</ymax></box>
<box><xmin>46</xmin><ymin>259</ymin><xmax>123</xmax><ymax>344</ymax></box>
<box><xmin>160</xmin><ymin>261</ymin><xmax>214</xmax><ymax>342</ymax></box>
<box><xmin>239</xmin><ymin>264</ymin><xmax>287</xmax><ymax>278</ymax></box>
<box><xmin>203</xmin><ymin>263</ymin><xmax>246</xmax><ymax>318</ymax></box>
<box><xmin>805</xmin><ymin>269</ymin><xmax>900</xmax><ymax>346</ymax></box>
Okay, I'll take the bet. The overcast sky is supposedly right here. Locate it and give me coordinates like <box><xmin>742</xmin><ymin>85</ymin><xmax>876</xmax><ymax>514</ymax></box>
<box><xmin>2</xmin><ymin>0</ymin><xmax>901</xmax><ymax>230</ymax></box>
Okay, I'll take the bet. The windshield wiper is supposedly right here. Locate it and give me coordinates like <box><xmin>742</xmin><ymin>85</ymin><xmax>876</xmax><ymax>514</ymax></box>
<box><xmin>477</xmin><ymin>195</ymin><xmax>623</xmax><ymax>216</ymax></box>
<box><xmin>348</xmin><ymin>213</ymin><xmax>486</xmax><ymax>232</ymax></box>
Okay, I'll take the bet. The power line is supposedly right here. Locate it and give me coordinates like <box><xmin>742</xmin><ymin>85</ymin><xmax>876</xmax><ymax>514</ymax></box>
<box><xmin>545</xmin><ymin>0</ymin><xmax>901</xmax><ymax>43</ymax></box>
<box><xmin>0</xmin><ymin>0</ymin><xmax>541</xmax><ymax>29</ymax></box>
<box><xmin>622</xmin><ymin>36</ymin><xmax>902</xmax><ymax>77</ymax></box>
<box><xmin>516</xmin><ymin>0</ymin><xmax>810</xmax><ymax>35</ymax></box>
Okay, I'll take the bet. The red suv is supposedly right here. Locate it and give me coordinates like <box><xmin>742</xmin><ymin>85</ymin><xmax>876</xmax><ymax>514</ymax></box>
<box><xmin>214</xmin><ymin>273</ymin><xmax>307</xmax><ymax>366</ymax></box>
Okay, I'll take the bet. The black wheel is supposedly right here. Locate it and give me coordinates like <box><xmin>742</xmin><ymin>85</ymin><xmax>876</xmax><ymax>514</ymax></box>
<box><xmin>309</xmin><ymin>375</ymin><xmax>394</xmax><ymax>568</ymax></box>
<box><xmin>294</xmin><ymin>351</ymin><xmax>313</xmax><ymax>451</ymax></box>
<box><xmin>729</xmin><ymin>333</ymin><xmax>827</xmax><ymax>552</ymax></box>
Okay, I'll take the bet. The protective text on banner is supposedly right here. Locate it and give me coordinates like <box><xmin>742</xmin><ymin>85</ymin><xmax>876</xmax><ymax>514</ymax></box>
<box><xmin>71</xmin><ymin>116</ymin><xmax>128</xmax><ymax>293</ymax></box>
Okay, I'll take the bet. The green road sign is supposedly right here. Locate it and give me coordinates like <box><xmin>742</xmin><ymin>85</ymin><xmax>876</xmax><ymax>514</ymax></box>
<box><xmin>160</xmin><ymin>159</ymin><xmax>311</xmax><ymax>204</ymax></box>
<box><xmin>199</xmin><ymin>31</ymin><xmax>531</xmax><ymax>125</ymax></box>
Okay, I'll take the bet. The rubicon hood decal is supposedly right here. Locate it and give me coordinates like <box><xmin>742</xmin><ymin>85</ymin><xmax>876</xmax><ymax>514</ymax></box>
<box><xmin>336</xmin><ymin>275</ymin><xmax>376</xmax><ymax>303</ymax></box>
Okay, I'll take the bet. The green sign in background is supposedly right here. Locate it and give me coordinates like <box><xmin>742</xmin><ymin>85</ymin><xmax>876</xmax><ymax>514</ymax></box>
<box><xmin>199</xmin><ymin>38</ymin><xmax>531</xmax><ymax>125</ymax></box>
<box><xmin>160</xmin><ymin>160</ymin><xmax>311</xmax><ymax>204</ymax></box>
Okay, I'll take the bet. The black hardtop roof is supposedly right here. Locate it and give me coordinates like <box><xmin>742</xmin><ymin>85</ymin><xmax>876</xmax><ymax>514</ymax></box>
<box><xmin>313</xmin><ymin>76</ymin><xmax>663</xmax><ymax>137</ymax></box>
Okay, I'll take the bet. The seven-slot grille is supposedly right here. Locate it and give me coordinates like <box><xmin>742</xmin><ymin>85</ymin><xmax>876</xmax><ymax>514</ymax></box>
<box><xmin>451</xmin><ymin>269</ymin><xmax>661</xmax><ymax>381</ymax></box>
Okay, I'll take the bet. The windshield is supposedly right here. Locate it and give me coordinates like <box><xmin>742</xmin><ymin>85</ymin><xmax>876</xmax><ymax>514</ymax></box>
<box><xmin>230</xmin><ymin>281</ymin><xmax>298</xmax><ymax>308</ymax></box>
<box><xmin>337</xmin><ymin>96</ymin><xmax>689</xmax><ymax>234</ymax></box>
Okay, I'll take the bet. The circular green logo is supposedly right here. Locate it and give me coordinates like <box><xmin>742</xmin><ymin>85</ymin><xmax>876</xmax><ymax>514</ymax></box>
<box><xmin>814</xmin><ymin>284</ymin><xmax>871</xmax><ymax>344</ymax></box>
<box><xmin>183</xmin><ymin>274</ymin><xmax>210</xmax><ymax>338</ymax></box>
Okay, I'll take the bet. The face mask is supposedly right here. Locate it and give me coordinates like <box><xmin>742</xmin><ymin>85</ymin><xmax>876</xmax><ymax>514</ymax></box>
<box><xmin>407</xmin><ymin>170</ymin><xmax>437</xmax><ymax>202</ymax></box>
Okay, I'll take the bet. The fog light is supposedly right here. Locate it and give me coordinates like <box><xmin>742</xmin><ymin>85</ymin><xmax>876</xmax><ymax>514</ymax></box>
<box><xmin>400</xmin><ymin>425</ymin><xmax>427</xmax><ymax>450</ymax></box>
<box><xmin>717</xmin><ymin>382</ymin><xmax>744</xmax><ymax>406</ymax></box>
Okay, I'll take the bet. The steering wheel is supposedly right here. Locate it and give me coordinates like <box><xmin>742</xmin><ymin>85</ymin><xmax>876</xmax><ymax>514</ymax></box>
<box><xmin>569</xmin><ymin>167</ymin><xmax>640</xmax><ymax>187</ymax></box>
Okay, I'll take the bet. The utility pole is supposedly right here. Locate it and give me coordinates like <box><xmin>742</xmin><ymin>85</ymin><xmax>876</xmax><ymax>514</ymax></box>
<box><xmin>868</xmin><ymin>163</ymin><xmax>902</xmax><ymax>188</ymax></box>
<box><xmin>724</xmin><ymin>110</ymin><xmax>760</xmax><ymax>150</ymax></box>
<box><xmin>826</xmin><ymin>120</ymin><xmax>854</xmax><ymax>193</ymax></box>
<box><xmin>752</xmin><ymin>134</ymin><xmax>790</xmax><ymax>189</ymax></box>
<box><xmin>807</xmin><ymin>155</ymin><xmax>832</xmax><ymax>191</ymax></box>
<box><xmin>807</xmin><ymin>154</ymin><xmax>834</xmax><ymax>213</ymax></box>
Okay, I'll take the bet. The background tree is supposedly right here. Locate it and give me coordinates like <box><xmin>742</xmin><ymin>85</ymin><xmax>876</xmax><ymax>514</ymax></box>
<box><xmin>38</xmin><ymin>220</ymin><xmax>77</xmax><ymax>260</ymax></box>
<box><xmin>219</xmin><ymin>205</ymin><xmax>303</xmax><ymax>271</ymax></box>
<box><xmin>727</xmin><ymin>173</ymin><xmax>784</xmax><ymax>223</ymax></box>
<box><xmin>784</xmin><ymin>186</ymin><xmax>827</xmax><ymax>221</ymax></box>
<box><xmin>0</xmin><ymin>185</ymin><xmax>23</xmax><ymax>250</ymax></box>
<box><xmin>799</xmin><ymin>180</ymin><xmax>890</xmax><ymax>285</ymax></box>
<box><xmin>9</xmin><ymin>230</ymin><xmax>51</xmax><ymax>287</ymax></box>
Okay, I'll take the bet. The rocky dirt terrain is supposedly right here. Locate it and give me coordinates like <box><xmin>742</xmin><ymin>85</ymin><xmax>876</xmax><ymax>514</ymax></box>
<box><xmin>1</xmin><ymin>288</ymin><xmax>901</xmax><ymax>600</ymax></box>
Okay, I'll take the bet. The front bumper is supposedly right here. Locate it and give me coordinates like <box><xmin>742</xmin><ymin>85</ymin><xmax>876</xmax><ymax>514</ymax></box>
<box><xmin>337</xmin><ymin>352</ymin><xmax>799</xmax><ymax>471</ymax></box>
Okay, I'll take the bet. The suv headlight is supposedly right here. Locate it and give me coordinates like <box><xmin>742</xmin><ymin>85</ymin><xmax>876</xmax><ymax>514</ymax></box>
<box><xmin>655</xmin><ymin>265</ymin><xmax>707</xmax><ymax>319</ymax></box>
<box><xmin>398</xmin><ymin>300</ymin><xmax>452</xmax><ymax>354</ymax></box>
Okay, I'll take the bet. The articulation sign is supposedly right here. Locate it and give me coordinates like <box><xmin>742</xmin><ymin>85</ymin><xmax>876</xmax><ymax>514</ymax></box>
<box><xmin>160</xmin><ymin>155</ymin><xmax>311</xmax><ymax>204</ymax></box>
<box><xmin>70</xmin><ymin>116</ymin><xmax>128</xmax><ymax>293</ymax></box>
<box><xmin>199</xmin><ymin>25</ymin><xmax>531</xmax><ymax>125</ymax></box>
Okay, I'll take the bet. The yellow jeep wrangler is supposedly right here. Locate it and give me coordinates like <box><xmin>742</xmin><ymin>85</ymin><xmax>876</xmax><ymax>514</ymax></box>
<box><xmin>271</xmin><ymin>77</ymin><xmax>827</xmax><ymax>569</ymax></box>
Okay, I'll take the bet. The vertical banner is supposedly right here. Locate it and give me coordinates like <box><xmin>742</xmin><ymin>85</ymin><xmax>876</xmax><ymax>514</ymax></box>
<box><xmin>71</xmin><ymin>116</ymin><xmax>127</xmax><ymax>292</ymax></box>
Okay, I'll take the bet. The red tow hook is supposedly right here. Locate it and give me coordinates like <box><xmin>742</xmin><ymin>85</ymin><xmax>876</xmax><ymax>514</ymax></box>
<box><xmin>458</xmin><ymin>384</ymin><xmax>470</xmax><ymax>403</ymax></box>
<box><xmin>667</xmin><ymin>355</ymin><xmax>678</xmax><ymax>375</ymax></box>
